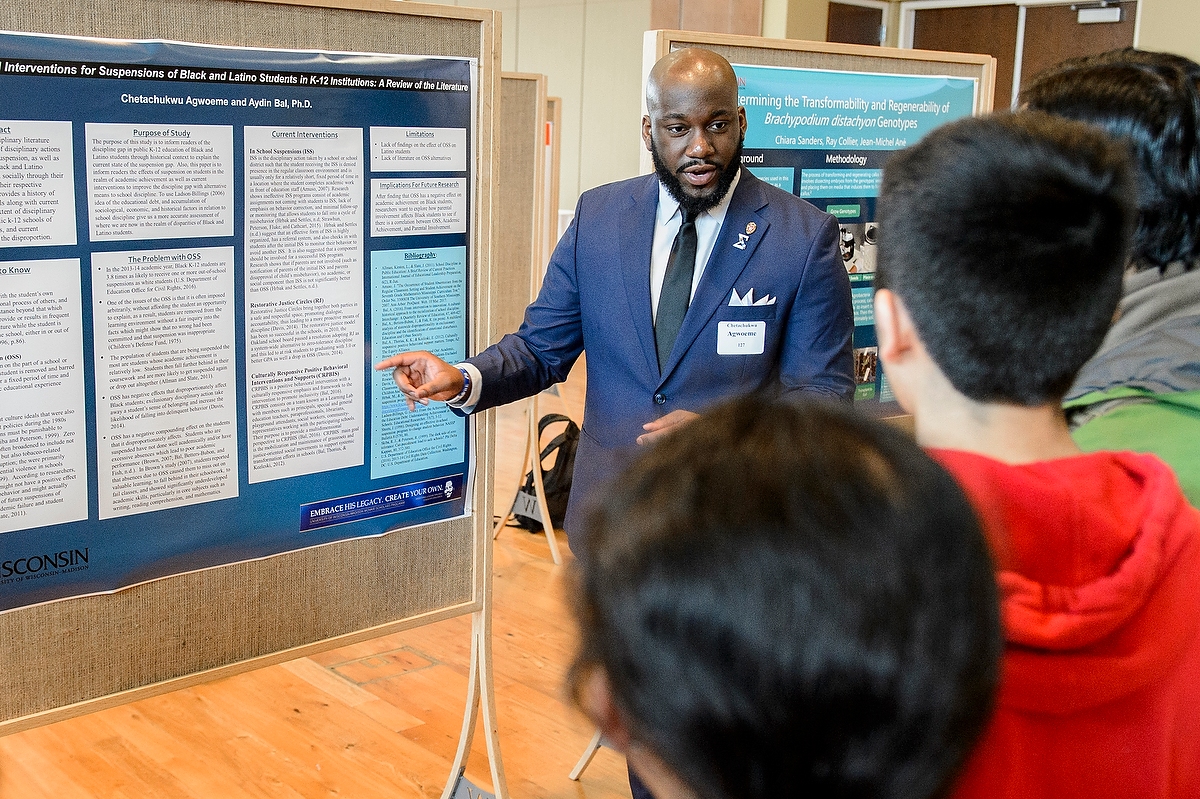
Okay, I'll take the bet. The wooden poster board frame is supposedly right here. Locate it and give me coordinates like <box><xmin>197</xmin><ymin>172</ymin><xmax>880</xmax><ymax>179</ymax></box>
<box><xmin>0</xmin><ymin>2</ymin><xmax>507</xmax><ymax>795</ymax></box>
<box><xmin>493</xmin><ymin>73</ymin><xmax>549</xmax><ymax>345</ymax></box>
<box><xmin>491</xmin><ymin>73</ymin><xmax>567</xmax><ymax>563</ymax></box>
<box><xmin>544</xmin><ymin>96</ymin><xmax>564</xmax><ymax>270</ymax></box>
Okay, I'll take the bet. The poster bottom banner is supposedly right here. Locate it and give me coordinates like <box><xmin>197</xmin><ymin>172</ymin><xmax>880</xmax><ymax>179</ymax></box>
<box><xmin>300</xmin><ymin>474</ymin><xmax>465</xmax><ymax>531</ymax></box>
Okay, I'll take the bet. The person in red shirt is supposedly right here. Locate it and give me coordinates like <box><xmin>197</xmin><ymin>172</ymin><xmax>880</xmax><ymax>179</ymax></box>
<box><xmin>873</xmin><ymin>110</ymin><xmax>1200</xmax><ymax>798</ymax></box>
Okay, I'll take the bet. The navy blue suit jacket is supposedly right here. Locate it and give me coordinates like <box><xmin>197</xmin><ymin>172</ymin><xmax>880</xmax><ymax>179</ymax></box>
<box><xmin>469</xmin><ymin>169</ymin><xmax>854</xmax><ymax>540</ymax></box>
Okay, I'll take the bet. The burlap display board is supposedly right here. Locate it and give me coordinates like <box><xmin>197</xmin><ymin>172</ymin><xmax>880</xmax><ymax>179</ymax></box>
<box><xmin>544</xmin><ymin>97</ymin><xmax>564</xmax><ymax>265</ymax></box>
<box><xmin>0</xmin><ymin>0</ymin><xmax>500</xmax><ymax>735</ymax></box>
<box><xmin>492</xmin><ymin>73</ymin><xmax>547</xmax><ymax>344</ymax></box>
<box><xmin>489</xmin><ymin>73</ymin><xmax>566</xmax><ymax>563</ymax></box>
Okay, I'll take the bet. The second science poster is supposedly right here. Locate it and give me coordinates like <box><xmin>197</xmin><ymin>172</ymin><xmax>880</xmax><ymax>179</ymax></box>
<box><xmin>734</xmin><ymin>63</ymin><xmax>978</xmax><ymax>407</ymax></box>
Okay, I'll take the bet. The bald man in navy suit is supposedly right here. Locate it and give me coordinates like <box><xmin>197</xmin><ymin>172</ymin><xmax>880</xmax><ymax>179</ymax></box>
<box><xmin>377</xmin><ymin>48</ymin><xmax>853</xmax><ymax>542</ymax></box>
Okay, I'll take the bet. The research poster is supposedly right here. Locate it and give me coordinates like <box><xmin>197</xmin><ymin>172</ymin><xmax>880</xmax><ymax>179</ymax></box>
<box><xmin>734</xmin><ymin>63</ymin><xmax>977</xmax><ymax>408</ymax></box>
<box><xmin>0</xmin><ymin>32</ymin><xmax>475</xmax><ymax>610</ymax></box>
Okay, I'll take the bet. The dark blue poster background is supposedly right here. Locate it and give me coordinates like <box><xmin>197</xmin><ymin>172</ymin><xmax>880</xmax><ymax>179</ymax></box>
<box><xmin>0</xmin><ymin>33</ymin><xmax>475</xmax><ymax>610</ymax></box>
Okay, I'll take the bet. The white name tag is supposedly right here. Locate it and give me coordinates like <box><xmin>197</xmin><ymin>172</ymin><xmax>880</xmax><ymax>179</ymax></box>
<box><xmin>717</xmin><ymin>321</ymin><xmax>766</xmax><ymax>355</ymax></box>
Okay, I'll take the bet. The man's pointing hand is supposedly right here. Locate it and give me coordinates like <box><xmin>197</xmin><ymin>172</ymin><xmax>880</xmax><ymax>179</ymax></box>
<box><xmin>375</xmin><ymin>351</ymin><xmax>465</xmax><ymax>411</ymax></box>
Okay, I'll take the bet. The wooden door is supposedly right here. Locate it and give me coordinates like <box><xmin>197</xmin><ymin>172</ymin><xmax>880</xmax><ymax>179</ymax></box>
<box><xmin>1020</xmin><ymin>2</ymin><xmax>1137</xmax><ymax>88</ymax></box>
<box><xmin>912</xmin><ymin>4</ymin><xmax>1019</xmax><ymax>108</ymax></box>
<box><xmin>651</xmin><ymin>0</ymin><xmax>762</xmax><ymax>35</ymax></box>
<box><xmin>828</xmin><ymin>2</ymin><xmax>884</xmax><ymax>46</ymax></box>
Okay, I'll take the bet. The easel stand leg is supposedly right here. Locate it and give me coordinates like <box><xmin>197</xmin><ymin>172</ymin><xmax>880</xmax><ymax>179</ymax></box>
<box><xmin>441</xmin><ymin>610</ymin><xmax>509</xmax><ymax>799</ymax></box>
<box><xmin>493</xmin><ymin>398</ymin><xmax>533</xmax><ymax>537</ymax></box>
<box><xmin>568</xmin><ymin>728</ymin><xmax>604</xmax><ymax>780</ymax></box>
<box><xmin>526</xmin><ymin>395</ymin><xmax>563</xmax><ymax>564</ymax></box>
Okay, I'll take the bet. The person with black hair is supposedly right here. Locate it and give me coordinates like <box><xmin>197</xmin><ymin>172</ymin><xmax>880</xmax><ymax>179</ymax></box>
<box><xmin>874</xmin><ymin>110</ymin><xmax>1200</xmax><ymax>799</ymax></box>
<box><xmin>1023</xmin><ymin>49</ymin><xmax>1200</xmax><ymax>503</ymax></box>
<box><xmin>569</xmin><ymin>395</ymin><xmax>1001</xmax><ymax>799</ymax></box>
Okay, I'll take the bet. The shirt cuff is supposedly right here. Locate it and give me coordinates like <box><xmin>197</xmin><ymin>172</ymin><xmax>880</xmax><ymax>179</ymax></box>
<box><xmin>447</xmin><ymin>361</ymin><xmax>483</xmax><ymax>412</ymax></box>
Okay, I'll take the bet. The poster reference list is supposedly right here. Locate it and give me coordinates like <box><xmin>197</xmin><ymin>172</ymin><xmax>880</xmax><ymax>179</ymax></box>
<box><xmin>0</xmin><ymin>33</ymin><xmax>474</xmax><ymax>603</ymax></box>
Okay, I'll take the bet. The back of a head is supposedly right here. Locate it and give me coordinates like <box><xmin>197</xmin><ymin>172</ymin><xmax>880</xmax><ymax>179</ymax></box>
<box><xmin>876</xmin><ymin>111</ymin><xmax>1136</xmax><ymax>405</ymax></box>
<box><xmin>1021</xmin><ymin>49</ymin><xmax>1200</xmax><ymax>270</ymax></box>
<box><xmin>570</xmin><ymin>397</ymin><xmax>1001</xmax><ymax>799</ymax></box>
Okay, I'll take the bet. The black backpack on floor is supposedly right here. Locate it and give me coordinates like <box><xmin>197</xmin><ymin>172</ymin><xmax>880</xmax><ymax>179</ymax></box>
<box><xmin>511</xmin><ymin>413</ymin><xmax>579</xmax><ymax>531</ymax></box>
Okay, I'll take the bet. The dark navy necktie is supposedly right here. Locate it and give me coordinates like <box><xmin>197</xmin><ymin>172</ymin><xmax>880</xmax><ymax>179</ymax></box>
<box><xmin>655</xmin><ymin>207</ymin><xmax>697</xmax><ymax>368</ymax></box>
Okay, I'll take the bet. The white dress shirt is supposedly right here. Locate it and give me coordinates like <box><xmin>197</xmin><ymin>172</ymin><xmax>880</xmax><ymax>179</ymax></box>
<box><xmin>451</xmin><ymin>168</ymin><xmax>742</xmax><ymax>409</ymax></box>
<box><xmin>650</xmin><ymin>167</ymin><xmax>740</xmax><ymax>321</ymax></box>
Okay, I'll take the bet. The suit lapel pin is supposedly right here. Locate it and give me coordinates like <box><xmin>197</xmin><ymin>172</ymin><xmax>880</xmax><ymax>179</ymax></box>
<box><xmin>745</xmin><ymin>222</ymin><xmax>756</xmax><ymax>235</ymax></box>
<box><xmin>733</xmin><ymin>233</ymin><xmax>749</xmax><ymax>250</ymax></box>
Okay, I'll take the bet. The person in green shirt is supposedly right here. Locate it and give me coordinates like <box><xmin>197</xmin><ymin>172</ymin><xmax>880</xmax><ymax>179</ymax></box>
<box><xmin>1024</xmin><ymin>49</ymin><xmax>1200</xmax><ymax>505</ymax></box>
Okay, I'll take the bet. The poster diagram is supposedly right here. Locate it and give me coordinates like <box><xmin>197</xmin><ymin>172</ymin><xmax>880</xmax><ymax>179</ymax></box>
<box><xmin>0</xmin><ymin>32</ymin><xmax>476</xmax><ymax>610</ymax></box>
<box><xmin>734</xmin><ymin>63</ymin><xmax>977</xmax><ymax>406</ymax></box>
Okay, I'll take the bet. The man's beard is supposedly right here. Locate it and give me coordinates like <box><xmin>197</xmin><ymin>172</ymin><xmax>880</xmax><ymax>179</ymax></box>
<box><xmin>650</xmin><ymin>133</ymin><xmax>743</xmax><ymax>216</ymax></box>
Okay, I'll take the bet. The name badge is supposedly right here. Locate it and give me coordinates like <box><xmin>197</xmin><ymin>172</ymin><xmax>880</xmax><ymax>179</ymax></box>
<box><xmin>717</xmin><ymin>321</ymin><xmax>765</xmax><ymax>355</ymax></box>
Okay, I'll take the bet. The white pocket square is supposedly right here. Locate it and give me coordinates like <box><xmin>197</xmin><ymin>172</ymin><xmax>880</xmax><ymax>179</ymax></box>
<box><xmin>730</xmin><ymin>288</ymin><xmax>776</xmax><ymax>306</ymax></box>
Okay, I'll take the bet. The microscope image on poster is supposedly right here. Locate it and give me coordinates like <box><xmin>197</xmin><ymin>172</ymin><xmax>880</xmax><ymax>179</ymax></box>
<box><xmin>841</xmin><ymin>222</ymin><xmax>884</xmax><ymax>402</ymax></box>
<box><xmin>839</xmin><ymin>222</ymin><xmax>878</xmax><ymax>275</ymax></box>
